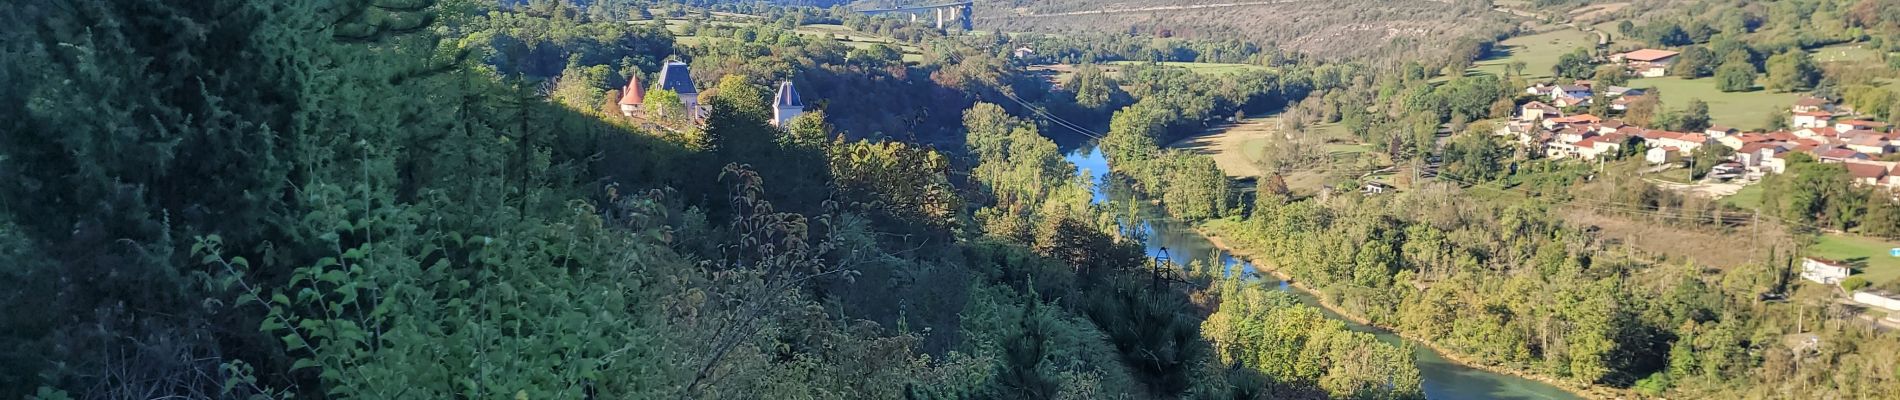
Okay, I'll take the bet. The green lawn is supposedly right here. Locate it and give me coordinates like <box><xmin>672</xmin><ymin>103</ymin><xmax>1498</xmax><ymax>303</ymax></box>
<box><xmin>1723</xmin><ymin>183</ymin><xmax>1764</xmax><ymax>210</ymax></box>
<box><xmin>1811</xmin><ymin>234</ymin><xmax>1900</xmax><ymax>285</ymax></box>
<box><xmin>1468</xmin><ymin>28</ymin><xmax>1597</xmax><ymax>80</ymax></box>
<box><xmin>1624</xmin><ymin>76</ymin><xmax>1799</xmax><ymax>131</ymax></box>
<box><xmin>1105</xmin><ymin>61</ymin><xmax>1272</xmax><ymax>75</ymax></box>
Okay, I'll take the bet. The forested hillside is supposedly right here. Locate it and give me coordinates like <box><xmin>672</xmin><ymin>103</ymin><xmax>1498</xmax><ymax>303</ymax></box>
<box><xmin>976</xmin><ymin>0</ymin><xmax>1518</xmax><ymax>64</ymax></box>
<box><xmin>0</xmin><ymin>0</ymin><xmax>1430</xmax><ymax>398</ymax></box>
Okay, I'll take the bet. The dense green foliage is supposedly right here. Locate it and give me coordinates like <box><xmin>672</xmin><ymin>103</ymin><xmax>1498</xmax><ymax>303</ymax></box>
<box><xmin>0</xmin><ymin>1</ymin><xmax>1442</xmax><ymax>398</ymax></box>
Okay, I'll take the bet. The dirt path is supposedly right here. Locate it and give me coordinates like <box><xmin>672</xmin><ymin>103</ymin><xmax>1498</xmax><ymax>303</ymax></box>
<box><xmin>1166</xmin><ymin>115</ymin><xmax>1282</xmax><ymax>178</ymax></box>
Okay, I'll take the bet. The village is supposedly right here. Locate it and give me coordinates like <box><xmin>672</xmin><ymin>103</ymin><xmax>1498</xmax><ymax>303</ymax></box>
<box><xmin>1501</xmin><ymin>47</ymin><xmax>1900</xmax><ymax>190</ymax></box>
<box><xmin>1497</xmin><ymin>47</ymin><xmax>1900</xmax><ymax>327</ymax></box>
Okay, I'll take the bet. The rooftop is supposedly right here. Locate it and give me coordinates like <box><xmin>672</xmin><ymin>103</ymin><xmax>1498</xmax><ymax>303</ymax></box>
<box><xmin>1624</xmin><ymin>49</ymin><xmax>1681</xmax><ymax>61</ymax></box>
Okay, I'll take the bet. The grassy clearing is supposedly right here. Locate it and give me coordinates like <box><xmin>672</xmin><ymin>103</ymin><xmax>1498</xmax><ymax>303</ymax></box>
<box><xmin>1468</xmin><ymin>28</ymin><xmax>1597</xmax><ymax>80</ymax></box>
<box><xmin>1812</xmin><ymin>43</ymin><xmax>1883</xmax><ymax>63</ymax></box>
<box><xmin>1810</xmin><ymin>234</ymin><xmax>1900</xmax><ymax>285</ymax></box>
<box><xmin>1105</xmin><ymin>61</ymin><xmax>1272</xmax><ymax>75</ymax></box>
<box><xmin>1723</xmin><ymin>183</ymin><xmax>1764</xmax><ymax>209</ymax></box>
<box><xmin>1625</xmin><ymin>76</ymin><xmax>1799</xmax><ymax>131</ymax></box>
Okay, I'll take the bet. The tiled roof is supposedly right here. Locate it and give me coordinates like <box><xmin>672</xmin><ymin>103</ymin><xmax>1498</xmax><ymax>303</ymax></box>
<box><xmin>618</xmin><ymin>75</ymin><xmax>645</xmax><ymax>105</ymax></box>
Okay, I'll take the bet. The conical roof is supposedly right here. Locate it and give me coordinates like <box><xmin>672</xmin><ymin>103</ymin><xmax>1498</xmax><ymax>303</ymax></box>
<box><xmin>618</xmin><ymin>75</ymin><xmax>645</xmax><ymax>105</ymax></box>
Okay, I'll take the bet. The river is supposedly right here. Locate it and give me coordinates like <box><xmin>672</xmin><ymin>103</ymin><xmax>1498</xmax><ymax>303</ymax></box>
<box><xmin>1064</xmin><ymin>144</ymin><xmax>1580</xmax><ymax>400</ymax></box>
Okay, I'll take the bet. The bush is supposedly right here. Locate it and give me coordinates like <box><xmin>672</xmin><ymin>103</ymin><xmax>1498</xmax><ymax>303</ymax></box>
<box><xmin>1843</xmin><ymin>276</ymin><xmax>1871</xmax><ymax>291</ymax></box>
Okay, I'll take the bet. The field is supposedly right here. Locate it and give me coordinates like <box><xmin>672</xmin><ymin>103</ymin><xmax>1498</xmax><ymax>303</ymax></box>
<box><xmin>1723</xmin><ymin>183</ymin><xmax>1765</xmax><ymax>209</ymax></box>
<box><xmin>1167</xmin><ymin>115</ymin><xmax>1283</xmax><ymax>178</ymax></box>
<box><xmin>1810</xmin><ymin>234</ymin><xmax>1900</xmax><ymax>285</ymax></box>
<box><xmin>977</xmin><ymin>0</ymin><xmax>1517</xmax><ymax>61</ymax></box>
<box><xmin>1166</xmin><ymin>115</ymin><xmax>1374</xmax><ymax>194</ymax></box>
<box><xmin>1812</xmin><ymin>43</ymin><xmax>1883</xmax><ymax>63</ymax></box>
<box><xmin>660</xmin><ymin>20</ymin><xmax>925</xmax><ymax>62</ymax></box>
<box><xmin>1467</xmin><ymin>28</ymin><xmax>1598</xmax><ymax>80</ymax></box>
<box><xmin>1105</xmin><ymin>61</ymin><xmax>1271</xmax><ymax>75</ymax></box>
<box><xmin>1624</xmin><ymin>76</ymin><xmax>1799</xmax><ymax>131</ymax></box>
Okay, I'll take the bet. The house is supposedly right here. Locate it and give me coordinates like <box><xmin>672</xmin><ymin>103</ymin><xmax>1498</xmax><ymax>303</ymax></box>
<box><xmin>1363</xmin><ymin>181</ymin><xmax>1395</xmax><ymax>194</ymax></box>
<box><xmin>1815</xmin><ymin>147</ymin><xmax>1869</xmax><ymax>163</ymax></box>
<box><xmin>1845</xmin><ymin>134</ymin><xmax>1891</xmax><ymax>155</ymax></box>
<box><xmin>1705</xmin><ymin>126</ymin><xmax>1736</xmax><ymax>138</ymax></box>
<box><xmin>1526</xmin><ymin>83</ymin><xmax>1558</xmax><ymax>97</ymax></box>
<box><xmin>1852</xmin><ymin>290</ymin><xmax>1900</xmax><ymax>311</ymax></box>
<box><xmin>1620</xmin><ymin>49</ymin><xmax>1681</xmax><ymax>77</ymax></box>
<box><xmin>1605</xmin><ymin>86</ymin><xmax>1644</xmax><ymax>97</ymax></box>
<box><xmin>1012</xmin><ymin>46</ymin><xmax>1035</xmax><ymax>59</ymax></box>
<box><xmin>1553</xmin><ymin>94</ymin><xmax>1591</xmax><ymax>108</ymax></box>
<box><xmin>770</xmin><ymin>81</ymin><xmax>803</xmax><ymax>127</ymax></box>
<box><xmin>1793</xmin><ymin>111</ymin><xmax>1834</xmax><ymax>129</ymax></box>
<box><xmin>617</xmin><ymin>75</ymin><xmax>646</xmax><ymax>117</ymax></box>
<box><xmin>1595</xmin><ymin>120</ymin><xmax>1625</xmax><ymax>133</ymax></box>
<box><xmin>1734</xmin><ymin>142</ymin><xmax>1787</xmax><ymax>175</ymax></box>
<box><xmin>1836</xmin><ymin>120</ymin><xmax>1888</xmax><ymax>132</ymax></box>
<box><xmin>1646</xmin><ymin>146</ymin><xmax>1677</xmax><ymax>164</ymax></box>
<box><xmin>1519</xmin><ymin>101</ymin><xmax>1561</xmax><ymax>121</ymax></box>
<box><xmin>1792</xmin><ymin>97</ymin><xmax>1832</xmax><ymax>113</ymax></box>
<box><xmin>1611</xmin><ymin>96</ymin><xmax>1641</xmax><ymax>111</ymax></box>
<box><xmin>1660</xmin><ymin>133</ymin><xmax>1710</xmax><ymax>154</ymax></box>
<box><xmin>1795</xmin><ymin>126</ymin><xmax>1839</xmax><ymax>139</ymax></box>
<box><xmin>1576</xmin><ymin>136</ymin><xmax>1622</xmax><ymax>160</ymax></box>
<box><xmin>1845</xmin><ymin>161</ymin><xmax>1892</xmax><ymax>186</ymax></box>
<box><xmin>1720</xmin><ymin>133</ymin><xmax>1768</xmax><ymax>150</ymax></box>
<box><xmin>1555</xmin><ymin>84</ymin><xmax>1593</xmax><ymax>100</ymax></box>
<box><xmin>1801</xmin><ymin>257</ymin><xmax>1851</xmax><ymax>284</ymax></box>
<box><xmin>1542</xmin><ymin>114</ymin><xmax>1601</xmax><ymax>130</ymax></box>
<box><xmin>1889</xmin><ymin>165</ymin><xmax>1900</xmax><ymax>188</ymax></box>
<box><xmin>656</xmin><ymin>61</ymin><xmax>699</xmax><ymax>119</ymax></box>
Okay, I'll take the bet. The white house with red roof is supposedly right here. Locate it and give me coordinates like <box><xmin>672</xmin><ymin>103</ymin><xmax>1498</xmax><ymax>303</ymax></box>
<box><xmin>1843</xmin><ymin>161</ymin><xmax>1896</xmax><ymax>187</ymax></box>
<box><xmin>1793</xmin><ymin>111</ymin><xmax>1834</xmax><ymax>129</ymax></box>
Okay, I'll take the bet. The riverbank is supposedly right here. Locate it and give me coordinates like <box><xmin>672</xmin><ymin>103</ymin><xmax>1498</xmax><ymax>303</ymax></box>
<box><xmin>1195</xmin><ymin>226</ymin><xmax>1631</xmax><ymax>400</ymax></box>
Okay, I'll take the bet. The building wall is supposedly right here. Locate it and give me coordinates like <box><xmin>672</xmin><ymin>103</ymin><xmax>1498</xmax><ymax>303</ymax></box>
<box><xmin>1802</xmin><ymin>259</ymin><xmax>1850</xmax><ymax>284</ymax></box>
<box><xmin>1853</xmin><ymin>291</ymin><xmax>1900</xmax><ymax>311</ymax></box>
<box><xmin>773</xmin><ymin>106</ymin><xmax>802</xmax><ymax>127</ymax></box>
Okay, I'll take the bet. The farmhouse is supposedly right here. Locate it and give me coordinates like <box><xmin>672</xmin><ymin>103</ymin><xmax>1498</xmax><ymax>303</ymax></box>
<box><xmin>1618</xmin><ymin>49</ymin><xmax>1681</xmax><ymax>77</ymax></box>
<box><xmin>1801</xmin><ymin>257</ymin><xmax>1851</xmax><ymax>285</ymax></box>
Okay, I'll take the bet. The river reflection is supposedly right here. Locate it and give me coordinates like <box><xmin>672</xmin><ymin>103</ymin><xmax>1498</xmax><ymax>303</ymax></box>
<box><xmin>1062</xmin><ymin>143</ymin><xmax>1579</xmax><ymax>400</ymax></box>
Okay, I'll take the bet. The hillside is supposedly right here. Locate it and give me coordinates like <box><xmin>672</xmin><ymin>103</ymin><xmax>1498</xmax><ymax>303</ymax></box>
<box><xmin>975</xmin><ymin>0</ymin><xmax>1521</xmax><ymax>62</ymax></box>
